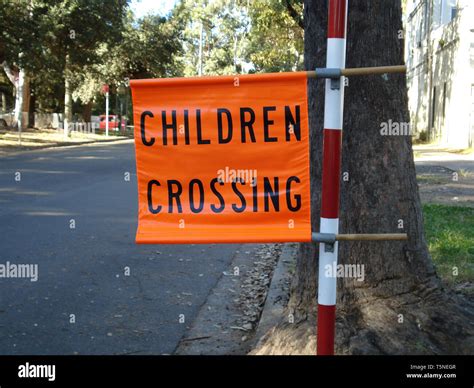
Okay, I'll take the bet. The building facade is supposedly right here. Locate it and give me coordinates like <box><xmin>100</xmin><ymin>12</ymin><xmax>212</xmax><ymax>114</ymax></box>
<box><xmin>405</xmin><ymin>0</ymin><xmax>474</xmax><ymax>148</ymax></box>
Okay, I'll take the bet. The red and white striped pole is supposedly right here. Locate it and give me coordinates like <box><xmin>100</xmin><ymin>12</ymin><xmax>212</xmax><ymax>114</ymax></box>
<box><xmin>317</xmin><ymin>0</ymin><xmax>348</xmax><ymax>355</ymax></box>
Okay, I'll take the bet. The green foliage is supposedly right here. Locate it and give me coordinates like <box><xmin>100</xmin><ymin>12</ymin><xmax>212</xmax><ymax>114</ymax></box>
<box><xmin>72</xmin><ymin>9</ymin><xmax>183</xmax><ymax>105</ymax></box>
<box><xmin>245</xmin><ymin>0</ymin><xmax>304</xmax><ymax>73</ymax></box>
<box><xmin>176</xmin><ymin>0</ymin><xmax>304</xmax><ymax>75</ymax></box>
<box><xmin>38</xmin><ymin>0</ymin><xmax>127</xmax><ymax>67</ymax></box>
<box><xmin>175</xmin><ymin>0</ymin><xmax>249</xmax><ymax>76</ymax></box>
<box><xmin>0</xmin><ymin>0</ymin><xmax>34</xmax><ymax>65</ymax></box>
<box><xmin>423</xmin><ymin>204</ymin><xmax>474</xmax><ymax>283</ymax></box>
<box><xmin>121</xmin><ymin>11</ymin><xmax>184</xmax><ymax>79</ymax></box>
<box><xmin>2</xmin><ymin>0</ymin><xmax>127</xmax><ymax>72</ymax></box>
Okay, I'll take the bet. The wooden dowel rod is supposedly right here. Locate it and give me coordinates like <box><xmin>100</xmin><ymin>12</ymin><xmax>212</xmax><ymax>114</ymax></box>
<box><xmin>335</xmin><ymin>233</ymin><xmax>408</xmax><ymax>241</ymax></box>
<box><xmin>341</xmin><ymin>65</ymin><xmax>406</xmax><ymax>76</ymax></box>
<box><xmin>307</xmin><ymin>65</ymin><xmax>406</xmax><ymax>78</ymax></box>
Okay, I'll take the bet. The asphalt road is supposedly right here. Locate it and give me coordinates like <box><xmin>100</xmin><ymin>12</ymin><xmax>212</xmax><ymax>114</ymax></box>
<box><xmin>414</xmin><ymin>147</ymin><xmax>474</xmax><ymax>173</ymax></box>
<box><xmin>0</xmin><ymin>140</ymin><xmax>241</xmax><ymax>355</ymax></box>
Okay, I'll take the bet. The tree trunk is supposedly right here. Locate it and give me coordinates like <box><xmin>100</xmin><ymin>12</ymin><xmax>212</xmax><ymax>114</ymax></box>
<box><xmin>28</xmin><ymin>82</ymin><xmax>35</xmax><ymax>129</ymax></box>
<box><xmin>1</xmin><ymin>92</ymin><xmax>6</xmax><ymax>112</ymax></box>
<box><xmin>256</xmin><ymin>0</ymin><xmax>474</xmax><ymax>355</ymax></box>
<box><xmin>22</xmin><ymin>74</ymin><xmax>30</xmax><ymax>128</ymax></box>
<box><xmin>16</xmin><ymin>69</ymin><xmax>29</xmax><ymax>130</ymax></box>
<box><xmin>82</xmin><ymin>102</ymin><xmax>92</xmax><ymax>123</ymax></box>
<box><xmin>64</xmin><ymin>54</ymin><xmax>73</xmax><ymax>137</ymax></box>
<box><xmin>2</xmin><ymin>62</ymin><xmax>29</xmax><ymax>129</ymax></box>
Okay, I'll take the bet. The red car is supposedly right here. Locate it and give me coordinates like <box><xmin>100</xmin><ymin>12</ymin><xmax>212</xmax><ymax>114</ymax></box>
<box><xmin>99</xmin><ymin>115</ymin><xmax>119</xmax><ymax>130</ymax></box>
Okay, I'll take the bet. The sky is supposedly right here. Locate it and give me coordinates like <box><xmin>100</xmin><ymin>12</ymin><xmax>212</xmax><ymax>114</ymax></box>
<box><xmin>129</xmin><ymin>0</ymin><xmax>179</xmax><ymax>18</ymax></box>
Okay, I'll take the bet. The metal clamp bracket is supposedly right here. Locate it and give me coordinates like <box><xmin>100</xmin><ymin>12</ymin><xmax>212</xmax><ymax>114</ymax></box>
<box><xmin>312</xmin><ymin>232</ymin><xmax>337</xmax><ymax>252</ymax></box>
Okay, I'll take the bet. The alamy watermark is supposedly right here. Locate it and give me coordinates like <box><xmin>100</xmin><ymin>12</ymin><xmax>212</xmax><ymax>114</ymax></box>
<box><xmin>217</xmin><ymin>166</ymin><xmax>257</xmax><ymax>186</ymax></box>
<box><xmin>18</xmin><ymin>362</ymin><xmax>55</xmax><ymax>382</ymax></box>
<box><xmin>0</xmin><ymin>261</ymin><xmax>38</xmax><ymax>282</ymax></box>
<box><xmin>324</xmin><ymin>263</ymin><xmax>365</xmax><ymax>282</ymax></box>
<box><xmin>380</xmin><ymin>119</ymin><xmax>413</xmax><ymax>136</ymax></box>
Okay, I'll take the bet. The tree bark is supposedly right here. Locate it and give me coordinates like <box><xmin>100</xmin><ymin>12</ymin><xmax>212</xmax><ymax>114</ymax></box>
<box><xmin>82</xmin><ymin>102</ymin><xmax>92</xmax><ymax>123</ymax></box>
<box><xmin>2</xmin><ymin>61</ymin><xmax>17</xmax><ymax>86</ymax></box>
<box><xmin>21</xmin><ymin>72</ymin><xmax>30</xmax><ymax>128</ymax></box>
<box><xmin>2</xmin><ymin>62</ymin><xmax>29</xmax><ymax>129</ymax></box>
<box><xmin>258</xmin><ymin>0</ymin><xmax>474</xmax><ymax>355</ymax></box>
<box><xmin>1</xmin><ymin>92</ymin><xmax>6</xmax><ymax>112</ymax></box>
<box><xmin>64</xmin><ymin>54</ymin><xmax>73</xmax><ymax>137</ymax></box>
<box><xmin>28</xmin><ymin>82</ymin><xmax>35</xmax><ymax>129</ymax></box>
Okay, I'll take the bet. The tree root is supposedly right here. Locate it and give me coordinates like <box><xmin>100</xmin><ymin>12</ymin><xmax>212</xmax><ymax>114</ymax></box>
<box><xmin>252</xmin><ymin>287</ymin><xmax>474</xmax><ymax>355</ymax></box>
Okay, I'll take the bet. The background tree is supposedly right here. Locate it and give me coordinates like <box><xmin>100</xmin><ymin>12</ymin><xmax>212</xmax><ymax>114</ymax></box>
<box><xmin>2</xmin><ymin>0</ymin><xmax>185</xmax><ymax>126</ymax></box>
<box><xmin>177</xmin><ymin>0</ymin><xmax>250</xmax><ymax>76</ymax></box>
<box><xmin>72</xmin><ymin>9</ymin><xmax>183</xmax><ymax>121</ymax></box>
<box><xmin>175</xmin><ymin>0</ymin><xmax>304</xmax><ymax>76</ymax></box>
<box><xmin>245</xmin><ymin>0</ymin><xmax>303</xmax><ymax>72</ymax></box>
<box><xmin>0</xmin><ymin>0</ymin><xmax>39</xmax><ymax>128</ymax></box>
<box><xmin>257</xmin><ymin>0</ymin><xmax>473</xmax><ymax>355</ymax></box>
<box><xmin>29</xmin><ymin>0</ymin><xmax>128</xmax><ymax>134</ymax></box>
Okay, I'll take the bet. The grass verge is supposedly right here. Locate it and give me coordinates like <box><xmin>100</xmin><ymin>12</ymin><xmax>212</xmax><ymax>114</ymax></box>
<box><xmin>423</xmin><ymin>204</ymin><xmax>474</xmax><ymax>284</ymax></box>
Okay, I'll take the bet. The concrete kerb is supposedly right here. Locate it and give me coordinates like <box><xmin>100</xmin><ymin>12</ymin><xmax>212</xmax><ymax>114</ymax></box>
<box><xmin>250</xmin><ymin>243</ymin><xmax>298</xmax><ymax>352</ymax></box>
